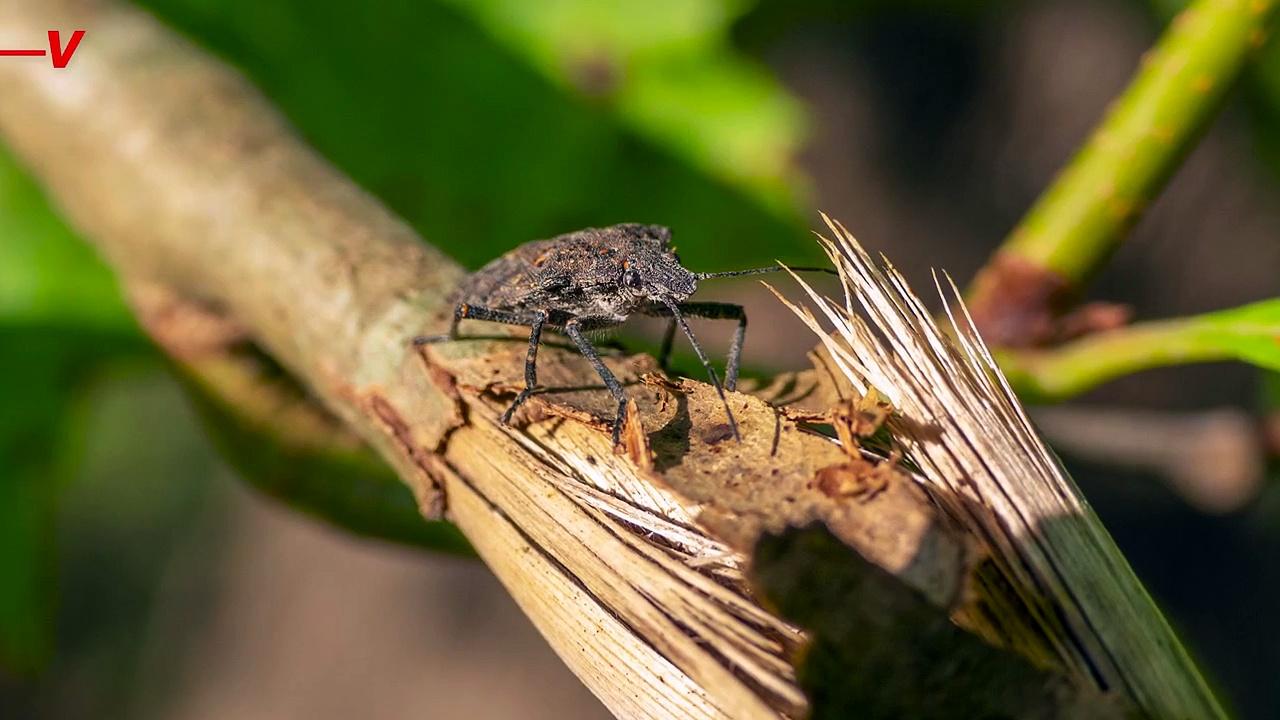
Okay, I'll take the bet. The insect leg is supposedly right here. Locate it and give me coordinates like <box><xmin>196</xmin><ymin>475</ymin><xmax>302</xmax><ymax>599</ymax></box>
<box><xmin>657</xmin><ymin>318</ymin><xmax>677</xmax><ymax>373</ymax></box>
<box><xmin>564</xmin><ymin>316</ymin><xmax>630</xmax><ymax>447</ymax></box>
<box><xmin>658</xmin><ymin>300</ymin><xmax>740</xmax><ymax>442</ymax></box>
<box><xmin>673</xmin><ymin>302</ymin><xmax>746</xmax><ymax>391</ymax></box>
<box><xmin>501</xmin><ymin>310</ymin><xmax>548</xmax><ymax>426</ymax></box>
<box><xmin>642</xmin><ymin>302</ymin><xmax>747</xmax><ymax>391</ymax></box>
<box><xmin>412</xmin><ymin>303</ymin><xmax>536</xmax><ymax>345</ymax></box>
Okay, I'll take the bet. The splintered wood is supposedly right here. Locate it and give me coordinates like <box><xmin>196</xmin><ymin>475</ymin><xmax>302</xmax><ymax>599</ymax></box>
<box><xmin>421</xmin><ymin>328</ymin><xmax>968</xmax><ymax>719</ymax></box>
<box><xmin>769</xmin><ymin>213</ymin><xmax>1225</xmax><ymax>720</ymax></box>
<box><xmin>0</xmin><ymin>0</ymin><xmax>1217</xmax><ymax>714</ymax></box>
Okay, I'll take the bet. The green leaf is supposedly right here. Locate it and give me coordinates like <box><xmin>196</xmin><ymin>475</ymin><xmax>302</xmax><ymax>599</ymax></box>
<box><xmin>0</xmin><ymin>327</ymin><xmax>145</xmax><ymax>673</ymax></box>
<box><xmin>435</xmin><ymin>0</ymin><xmax>810</xmax><ymax>213</ymax></box>
<box><xmin>133</xmin><ymin>0</ymin><xmax>821</xmax><ymax>271</ymax></box>
<box><xmin>0</xmin><ymin>135</ymin><xmax>466</xmax><ymax>565</ymax></box>
<box><xmin>1193</xmin><ymin>298</ymin><xmax>1280</xmax><ymax>372</ymax></box>
<box><xmin>0</xmin><ymin>137</ymin><xmax>142</xmax><ymax>674</ymax></box>
<box><xmin>172</xmin><ymin>348</ymin><xmax>473</xmax><ymax>555</ymax></box>
<box><xmin>1001</xmin><ymin>298</ymin><xmax>1280</xmax><ymax>402</ymax></box>
<box><xmin>0</xmin><ymin>145</ymin><xmax>131</xmax><ymax>331</ymax></box>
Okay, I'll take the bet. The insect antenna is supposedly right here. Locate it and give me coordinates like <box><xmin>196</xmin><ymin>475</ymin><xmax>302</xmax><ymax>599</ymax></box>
<box><xmin>694</xmin><ymin>265</ymin><xmax>837</xmax><ymax>280</ymax></box>
<box><xmin>661</xmin><ymin>298</ymin><xmax>741</xmax><ymax>442</ymax></box>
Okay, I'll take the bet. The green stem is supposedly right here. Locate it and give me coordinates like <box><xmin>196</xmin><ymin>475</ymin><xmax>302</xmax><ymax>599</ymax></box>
<box><xmin>967</xmin><ymin>0</ymin><xmax>1277</xmax><ymax>348</ymax></box>
<box><xmin>1003</xmin><ymin>315</ymin><xmax>1239</xmax><ymax>402</ymax></box>
<box><xmin>1005</xmin><ymin>0</ymin><xmax>1277</xmax><ymax>282</ymax></box>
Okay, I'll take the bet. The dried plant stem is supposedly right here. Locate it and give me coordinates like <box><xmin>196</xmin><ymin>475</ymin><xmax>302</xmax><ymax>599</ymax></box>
<box><xmin>774</xmin><ymin>215</ymin><xmax>1227</xmax><ymax>720</ymax></box>
<box><xmin>0</xmin><ymin>1</ymin><xmax>1001</xmax><ymax>717</ymax></box>
<box><xmin>969</xmin><ymin>0</ymin><xmax>1278</xmax><ymax>345</ymax></box>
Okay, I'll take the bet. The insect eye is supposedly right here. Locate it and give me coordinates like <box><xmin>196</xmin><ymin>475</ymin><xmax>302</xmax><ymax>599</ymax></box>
<box><xmin>623</xmin><ymin>269</ymin><xmax>643</xmax><ymax>289</ymax></box>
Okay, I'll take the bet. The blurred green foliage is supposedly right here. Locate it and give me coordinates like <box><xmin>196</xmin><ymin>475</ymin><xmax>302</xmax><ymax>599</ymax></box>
<box><xmin>434</xmin><ymin>0</ymin><xmax>809</xmax><ymax>212</ymax></box>
<box><xmin>0</xmin><ymin>147</ymin><xmax>130</xmax><ymax>331</ymax></box>
<box><xmin>2</xmin><ymin>0</ymin><xmax>1279</xmax><ymax>698</ymax></box>
<box><xmin>132</xmin><ymin>0</ymin><xmax>823</xmax><ymax>271</ymax></box>
<box><xmin>48</xmin><ymin>368</ymin><xmax>232</xmax><ymax>716</ymax></box>
<box><xmin>0</xmin><ymin>329</ymin><xmax>101</xmax><ymax>673</ymax></box>
<box><xmin>1195</xmin><ymin>299</ymin><xmax>1280</xmax><ymax>373</ymax></box>
<box><xmin>173</xmin><ymin>349</ymin><xmax>473</xmax><ymax>555</ymax></box>
<box><xmin>0</xmin><ymin>144</ymin><xmax>144</xmax><ymax>673</ymax></box>
<box><xmin>3</xmin><ymin>0</ymin><xmax>830</xmax><ymax>676</ymax></box>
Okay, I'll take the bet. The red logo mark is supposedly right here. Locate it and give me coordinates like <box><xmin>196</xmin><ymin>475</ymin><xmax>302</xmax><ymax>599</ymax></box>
<box><xmin>0</xmin><ymin>30</ymin><xmax>85</xmax><ymax>69</ymax></box>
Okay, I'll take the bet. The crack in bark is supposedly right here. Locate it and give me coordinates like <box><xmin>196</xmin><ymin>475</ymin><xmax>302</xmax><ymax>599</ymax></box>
<box><xmin>366</xmin><ymin>393</ymin><xmax>447</xmax><ymax>518</ymax></box>
<box><xmin>0</xmin><ymin>1</ymin><xmax>1083</xmax><ymax>715</ymax></box>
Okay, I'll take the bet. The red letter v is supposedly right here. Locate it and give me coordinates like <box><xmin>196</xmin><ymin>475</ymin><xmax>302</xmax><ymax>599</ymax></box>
<box><xmin>49</xmin><ymin>30</ymin><xmax>84</xmax><ymax>69</ymax></box>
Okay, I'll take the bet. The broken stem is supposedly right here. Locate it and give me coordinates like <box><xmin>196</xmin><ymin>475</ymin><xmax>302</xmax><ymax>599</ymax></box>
<box><xmin>0</xmin><ymin>1</ymin><xmax>1000</xmax><ymax>717</ymax></box>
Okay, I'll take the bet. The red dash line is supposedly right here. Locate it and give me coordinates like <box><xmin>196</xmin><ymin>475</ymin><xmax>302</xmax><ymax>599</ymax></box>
<box><xmin>0</xmin><ymin>49</ymin><xmax>46</xmax><ymax>56</ymax></box>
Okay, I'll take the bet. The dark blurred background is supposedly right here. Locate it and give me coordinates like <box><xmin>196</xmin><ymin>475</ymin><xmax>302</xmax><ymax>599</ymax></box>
<box><xmin>2</xmin><ymin>0</ymin><xmax>1279</xmax><ymax>717</ymax></box>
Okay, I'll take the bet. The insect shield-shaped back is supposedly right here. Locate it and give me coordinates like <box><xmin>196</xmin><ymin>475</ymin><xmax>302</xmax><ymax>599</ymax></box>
<box><xmin>456</xmin><ymin>224</ymin><xmax>691</xmax><ymax>320</ymax></box>
<box><xmin>543</xmin><ymin>223</ymin><xmax>696</xmax><ymax>318</ymax></box>
<box><xmin>415</xmin><ymin>222</ymin><xmax>846</xmax><ymax>450</ymax></box>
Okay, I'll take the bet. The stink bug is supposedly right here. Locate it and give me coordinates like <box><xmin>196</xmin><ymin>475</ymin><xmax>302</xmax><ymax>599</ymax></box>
<box><xmin>414</xmin><ymin>224</ymin><xmax>832</xmax><ymax>447</ymax></box>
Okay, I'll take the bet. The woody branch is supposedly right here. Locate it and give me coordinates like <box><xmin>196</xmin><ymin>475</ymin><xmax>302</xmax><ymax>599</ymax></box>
<box><xmin>0</xmin><ymin>0</ymin><xmax>1160</xmax><ymax>716</ymax></box>
<box><xmin>0</xmin><ymin>0</ymin><xmax>1035</xmax><ymax>718</ymax></box>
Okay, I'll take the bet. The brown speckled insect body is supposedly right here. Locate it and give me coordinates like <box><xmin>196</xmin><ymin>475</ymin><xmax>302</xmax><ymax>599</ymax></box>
<box><xmin>415</xmin><ymin>224</ymin><xmax>830</xmax><ymax>447</ymax></box>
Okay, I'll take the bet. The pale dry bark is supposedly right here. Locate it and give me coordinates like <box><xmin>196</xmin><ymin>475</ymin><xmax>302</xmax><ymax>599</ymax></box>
<box><xmin>778</xmin><ymin>218</ymin><xmax>1225</xmax><ymax>719</ymax></box>
<box><xmin>0</xmin><ymin>1</ymin><xmax>981</xmax><ymax>717</ymax></box>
